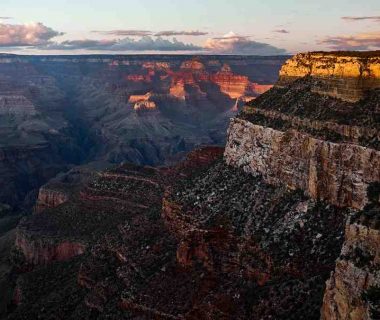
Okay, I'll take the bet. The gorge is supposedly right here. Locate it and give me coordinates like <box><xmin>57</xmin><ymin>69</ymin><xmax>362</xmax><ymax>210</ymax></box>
<box><xmin>0</xmin><ymin>54</ymin><xmax>285</xmax><ymax>211</ymax></box>
<box><xmin>0</xmin><ymin>51</ymin><xmax>379</xmax><ymax>320</ymax></box>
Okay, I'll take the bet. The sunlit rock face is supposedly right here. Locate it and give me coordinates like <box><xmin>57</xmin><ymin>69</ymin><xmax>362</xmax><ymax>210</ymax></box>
<box><xmin>210</xmin><ymin>71</ymin><xmax>251</xmax><ymax>99</ymax></box>
<box><xmin>133</xmin><ymin>100</ymin><xmax>157</xmax><ymax>111</ymax></box>
<box><xmin>180</xmin><ymin>60</ymin><xmax>205</xmax><ymax>71</ymax></box>
<box><xmin>128</xmin><ymin>92</ymin><xmax>152</xmax><ymax>104</ymax></box>
<box><xmin>278</xmin><ymin>52</ymin><xmax>380</xmax><ymax>102</ymax></box>
<box><xmin>169</xmin><ymin>81</ymin><xmax>186</xmax><ymax>99</ymax></box>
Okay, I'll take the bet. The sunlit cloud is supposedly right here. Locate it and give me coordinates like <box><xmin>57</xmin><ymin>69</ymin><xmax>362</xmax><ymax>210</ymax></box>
<box><xmin>319</xmin><ymin>31</ymin><xmax>380</xmax><ymax>50</ymax></box>
<box><xmin>204</xmin><ymin>32</ymin><xmax>287</xmax><ymax>55</ymax></box>
<box><xmin>0</xmin><ymin>22</ymin><xmax>63</xmax><ymax>47</ymax></box>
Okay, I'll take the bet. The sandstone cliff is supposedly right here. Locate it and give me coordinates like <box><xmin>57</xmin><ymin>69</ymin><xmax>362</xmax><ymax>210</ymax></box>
<box><xmin>277</xmin><ymin>52</ymin><xmax>380</xmax><ymax>102</ymax></box>
<box><xmin>224</xmin><ymin>51</ymin><xmax>380</xmax><ymax>319</ymax></box>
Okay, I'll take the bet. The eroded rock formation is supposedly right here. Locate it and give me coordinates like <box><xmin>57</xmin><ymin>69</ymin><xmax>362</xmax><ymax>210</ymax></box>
<box><xmin>277</xmin><ymin>52</ymin><xmax>380</xmax><ymax>102</ymax></box>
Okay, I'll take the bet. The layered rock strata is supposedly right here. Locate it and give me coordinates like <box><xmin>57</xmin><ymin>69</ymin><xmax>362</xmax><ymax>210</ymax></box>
<box><xmin>224</xmin><ymin>118</ymin><xmax>380</xmax><ymax>210</ymax></box>
<box><xmin>277</xmin><ymin>52</ymin><xmax>380</xmax><ymax>102</ymax></box>
<box><xmin>224</xmin><ymin>51</ymin><xmax>380</xmax><ymax>319</ymax></box>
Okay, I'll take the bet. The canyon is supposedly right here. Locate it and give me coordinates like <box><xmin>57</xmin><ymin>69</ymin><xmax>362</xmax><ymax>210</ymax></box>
<box><xmin>0</xmin><ymin>51</ymin><xmax>379</xmax><ymax>319</ymax></box>
<box><xmin>0</xmin><ymin>54</ymin><xmax>285</xmax><ymax>211</ymax></box>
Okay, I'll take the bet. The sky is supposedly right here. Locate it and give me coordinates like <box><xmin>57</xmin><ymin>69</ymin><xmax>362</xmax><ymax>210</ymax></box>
<box><xmin>0</xmin><ymin>0</ymin><xmax>379</xmax><ymax>55</ymax></box>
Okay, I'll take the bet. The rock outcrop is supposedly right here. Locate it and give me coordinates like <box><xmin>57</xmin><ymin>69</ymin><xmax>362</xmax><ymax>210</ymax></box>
<box><xmin>277</xmin><ymin>52</ymin><xmax>380</xmax><ymax>102</ymax></box>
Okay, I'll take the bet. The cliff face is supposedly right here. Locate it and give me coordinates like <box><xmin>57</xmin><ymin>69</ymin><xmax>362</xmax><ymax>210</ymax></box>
<box><xmin>224</xmin><ymin>51</ymin><xmax>380</xmax><ymax>319</ymax></box>
<box><xmin>225</xmin><ymin>118</ymin><xmax>380</xmax><ymax>209</ymax></box>
<box><xmin>277</xmin><ymin>52</ymin><xmax>380</xmax><ymax>102</ymax></box>
<box><xmin>322</xmin><ymin>219</ymin><xmax>380</xmax><ymax>319</ymax></box>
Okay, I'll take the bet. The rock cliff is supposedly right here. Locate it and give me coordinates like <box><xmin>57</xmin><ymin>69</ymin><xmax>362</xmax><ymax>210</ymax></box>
<box><xmin>277</xmin><ymin>51</ymin><xmax>380</xmax><ymax>102</ymax></box>
<box><xmin>224</xmin><ymin>51</ymin><xmax>380</xmax><ymax>319</ymax></box>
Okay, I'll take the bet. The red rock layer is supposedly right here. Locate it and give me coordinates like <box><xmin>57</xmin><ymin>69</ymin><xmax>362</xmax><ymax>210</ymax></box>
<box><xmin>15</xmin><ymin>232</ymin><xmax>85</xmax><ymax>266</ymax></box>
<box><xmin>35</xmin><ymin>187</ymin><xmax>69</xmax><ymax>213</ymax></box>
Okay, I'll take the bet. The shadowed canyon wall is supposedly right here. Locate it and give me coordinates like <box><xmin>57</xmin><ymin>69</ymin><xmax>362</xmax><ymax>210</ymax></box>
<box><xmin>0</xmin><ymin>54</ymin><xmax>286</xmax><ymax>209</ymax></box>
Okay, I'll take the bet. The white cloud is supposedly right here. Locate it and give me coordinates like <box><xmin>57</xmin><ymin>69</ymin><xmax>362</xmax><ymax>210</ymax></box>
<box><xmin>40</xmin><ymin>36</ymin><xmax>202</xmax><ymax>51</ymax></box>
<box><xmin>204</xmin><ymin>32</ymin><xmax>287</xmax><ymax>55</ymax></box>
<box><xmin>0</xmin><ymin>22</ymin><xmax>63</xmax><ymax>47</ymax></box>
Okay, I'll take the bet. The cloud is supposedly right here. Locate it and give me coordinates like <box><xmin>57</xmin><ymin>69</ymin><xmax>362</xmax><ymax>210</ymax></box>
<box><xmin>319</xmin><ymin>31</ymin><xmax>380</xmax><ymax>50</ymax></box>
<box><xmin>342</xmin><ymin>16</ymin><xmax>380</xmax><ymax>22</ymax></box>
<box><xmin>42</xmin><ymin>39</ymin><xmax>117</xmax><ymax>50</ymax></box>
<box><xmin>0</xmin><ymin>17</ymin><xmax>12</xmax><ymax>20</ymax></box>
<box><xmin>0</xmin><ymin>22</ymin><xmax>63</xmax><ymax>47</ymax></box>
<box><xmin>273</xmin><ymin>29</ymin><xmax>290</xmax><ymax>34</ymax></box>
<box><xmin>40</xmin><ymin>36</ymin><xmax>202</xmax><ymax>51</ymax></box>
<box><xmin>92</xmin><ymin>29</ymin><xmax>208</xmax><ymax>37</ymax></box>
<box><xmin>154</xmin><ymin>30</ymin><xmax>208</xmax><ymax>36</ymax></box>
<box><xmin>204</xmin><ymin>32</ymin><xmax>287</xmax><ymax>55</ymax></box>
<box><xmin>92</xmin><ymin>29</ymin><xmax>153</xmax><ymax>37</ymax></box>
